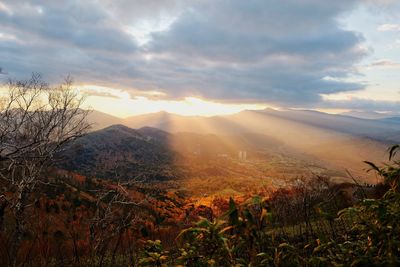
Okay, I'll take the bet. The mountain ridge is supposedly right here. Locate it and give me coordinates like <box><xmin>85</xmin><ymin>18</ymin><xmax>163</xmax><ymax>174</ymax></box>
<box><xmin>89</xmin><ymin>109</ymin><xmax>400</xmax><ymax>142</ymax></box>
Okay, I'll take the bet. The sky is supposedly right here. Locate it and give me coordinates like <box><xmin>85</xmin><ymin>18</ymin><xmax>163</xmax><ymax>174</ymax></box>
<box><xmin>0</xmin><ymin>0</ymin><xmax>400</xmax><ymax>117</ymax></box>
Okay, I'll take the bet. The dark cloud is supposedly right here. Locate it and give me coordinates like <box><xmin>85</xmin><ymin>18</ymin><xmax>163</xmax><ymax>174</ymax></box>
<box><xmin>143</xmin><ymin>0</ymin><xmax>367</xmax><ymax>104</ymax></box>
<box><xmin>0</xmin><ymin>0</ymin><xmax>142</xmax><ymax>86</ymax></box>
<box><xmin>101</xmin><ymin>0</ymin><xmax>185</xmax><ymax>24</ymax></box>
<box><xmin>0</xmin><ymin>0</ymin><xmax>394</xmax><ymax>108</ymax></box>
<box><xmin>0</xmin><ymin>1</ymin><xmax>137</xmax><ymax>53</ymax></box>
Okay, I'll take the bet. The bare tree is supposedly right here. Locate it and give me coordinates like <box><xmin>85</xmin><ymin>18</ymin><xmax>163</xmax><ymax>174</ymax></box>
<box><xmin>0</xmin><ymin>73</ymin><xmax>90</xmax><ymax>266</ymax></box>
<box><xmin>88</xmin><ymin>181</ymin><xmax>146</xmax><ymax>267</ymax></box>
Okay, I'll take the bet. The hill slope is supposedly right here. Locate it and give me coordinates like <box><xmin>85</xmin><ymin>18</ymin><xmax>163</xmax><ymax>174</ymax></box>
<box><xmin>80</xmin><ymin>108</ymin><xmax>400</xmax><ymax>183</ymax></box>
<box><xmin>119</xmin><ymin>109</ymin><xmax>397</xmax><ymax>178</ymax></box>
<box><xmin>60</xmin><ymin>125</ymin><xmax>178</xmax><ymax>181</ymax></box>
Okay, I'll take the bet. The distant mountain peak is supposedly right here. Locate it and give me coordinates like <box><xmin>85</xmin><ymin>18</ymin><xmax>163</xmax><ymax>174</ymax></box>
<box><xmin>139</xmin><ymin>126</ymin><xmax>170</xmax><ymax>133</ymax></box>
<box><xmin>340</xmin><ymin>110</ymin><xmax>395</xmax><ymax>120</ymax></box>
<box><xmin>103</xmin><ymin>124</ymin><xmax>133</xmax><ymax>131</ymax></box>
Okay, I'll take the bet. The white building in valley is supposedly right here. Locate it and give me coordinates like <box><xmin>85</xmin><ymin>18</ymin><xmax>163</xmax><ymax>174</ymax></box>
<box><xmin>238</xmin><ymin>150</ymin><xmax>247</xmax><ymax>161</ymax></box>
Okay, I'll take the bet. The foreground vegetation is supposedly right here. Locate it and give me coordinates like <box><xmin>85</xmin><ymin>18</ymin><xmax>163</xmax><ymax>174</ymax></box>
<box><xmin>1</xmin><ymin>76</ymin><xmax>399</xmax><ymax>266</ymax></box>
<box><xmin>138</xmin><ymin>154</ymin><xmax>400</xmax><ymax>267</ymax></box>
<box><xmin>1</xmin><ymin>148</ymin><xmax>398</xmax><ymax>267</ymax></box>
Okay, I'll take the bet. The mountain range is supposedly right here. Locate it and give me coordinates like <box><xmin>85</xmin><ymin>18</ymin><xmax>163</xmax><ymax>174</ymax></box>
<box><xmin>88</xmin><ymin>108</ymin><xmax>400</xmax><ymax>142</ymax></box>
<box><xmin>62</xmin><ymin>108</ymin><xmax>400</xmax><ymax>186</ymax></box>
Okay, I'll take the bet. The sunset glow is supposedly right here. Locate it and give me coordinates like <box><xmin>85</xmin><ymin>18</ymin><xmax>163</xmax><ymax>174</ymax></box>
<box><xmin>80</xmin><ymin>85</ymin><xmax>267</xmax><ymax>117</ymax></box>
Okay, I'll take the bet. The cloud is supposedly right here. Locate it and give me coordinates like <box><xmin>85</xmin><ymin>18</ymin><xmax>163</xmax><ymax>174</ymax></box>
<box><xmin>0</xmin><ymin>0</ymin><xmax>395</xmax><ymax>108</ymax></box>
<box><xmin>377</xmin><ymin>23</ymin><xmax>400</xmax><ymax>31</ymax></box>
<box><xmin>0</xmin><ymin>0</ymin><xmax>144</xmax><ymax>87</ymax></box>
<box><xmin>367</xmin><ymin>59</ymin><xmax>400</xmax><ymax>69</ymax></box>
<box><xmin>143</xmin><ymin>0</ymin><xmax>368</xmax><ymax>105</ymax></box>
<box><xmin>79</xmin><ymin>89</ymin><xmax>121</xmax><ymax>99</ymax></box>
<box><xmin>0</xmin><ymin>2</ymin><xmax>12</xmax><ymax>15</ymax></box>
<box><xmin>101</xmin><ymin>0</ymin><xmax>184</xmax><ymax>24</ymax></box>
<box><xmin>0</xmin><ymin>1</ymin><xmax>138</xmax><ymax>53</ymax></box>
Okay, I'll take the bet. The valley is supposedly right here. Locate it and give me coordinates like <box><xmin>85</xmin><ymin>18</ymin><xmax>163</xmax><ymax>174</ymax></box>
<box><xmin>61</xmin><ymin>107</ymin><xmax>395</xmax><ymax>202</ymax></box>
<box><xmin>82</xmin><ymin>108</ymin><xmax>395</xmax><ymax>185</ymax></box>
